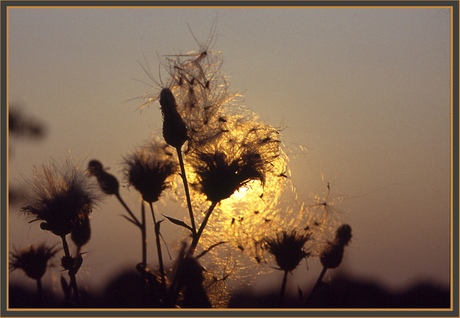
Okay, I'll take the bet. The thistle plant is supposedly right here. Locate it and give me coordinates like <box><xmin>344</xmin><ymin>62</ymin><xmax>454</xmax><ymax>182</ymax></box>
<box><xmin>123</xmin><ymin>138</ymin><xmax>178</xmax><ymax>297</ymax></box>
<box><xmin>263</xmin><ymin>229</ymin><xmax>312</xmax><ymax>307</ymax></box>
<box><xmin>10</xmin><ymin>243</ymin><xmax>59</xmax><ymax>306</ymax></box>
<box><xmin>304</xmin><ymin>224</ymin><xmax>352</xmax><ymax>307</ymax></box>
<box><xmin>123</xmin><ymin>139</ymin><xmax>178</xmax><ymax>204</ymax></box>
<box><xmin>185</xmin><ymin>118</ymin><xmax>285</xmax><ymax>255</ymax></box>
<box><xmin>20</xmin><ymin>160</ymin><xmax>100</xmax><ymax>306</ymax></box>
<box><xmin>88</xmin><ymin>158</ymin><xmax>150</xmax><ymax>291</ymax></box>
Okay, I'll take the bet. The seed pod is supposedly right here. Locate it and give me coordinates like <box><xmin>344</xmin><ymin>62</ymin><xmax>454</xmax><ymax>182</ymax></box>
<box><xmin>320</xmin><ymin>243</ymin><xmax>344</xmax><ymax>269</ymax></box>
<box><xmin>71</xmin><ymin>214</ymin><xmax>91</xmax><ymax>248</ymax></box>
<box><xmin>159</xmin><ymin>88</ymin><xmax>179</xmax><ymax>117</ymax></box>
<box><xmin>160</xmin><ymin>89</ymin><xmax>188</xmax><ymax>148</ymax></box>
<box><xmin>87</xmin><ymin>160</ymin><xmax>103</xmax><ymax>176</ymax></box>
<box><xmin>320</xmin><ymin>224</ymin><xmax>352</xmax><ymax>269</ymax></box>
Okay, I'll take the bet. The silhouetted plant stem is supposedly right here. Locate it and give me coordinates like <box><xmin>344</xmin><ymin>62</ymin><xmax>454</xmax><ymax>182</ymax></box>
<box><xmin>188</xmin><ymin>201</ymin><xmax>218</xmax><ymax>256</ymax></box>
<box><xmin>165</xmin><ymin>201</ymin><xmax>218</xmax><ymax>308</ymax></box>
<box><xmin>115</xmin><ymin>192</ymin><xmax>141</xmax><ymax>227</ymax></box>
<box><xmin>60</xmin><ymin>235</ymin><xmax>81</xmax><ymax>307</ymax></box>
<box><xmin>141</xmin><ymin>203</ymin><xmax>147</xmax><ymax>268</ymax></box>
<box><xmin>278</xmin><ymin>270</ymin><xmax>289</xmax><ymax>307</ymax></box>
<box><xmin>176</xmin><ymin>147</ymin><xmax>197</xmax><ymax>236</ymax></box>
<box><xmin>115</xmin><ymin>193</ymin><xmax>147</xmax><ymax>269</ymax></box>
<box><xmin>149</xmin><ymin>202</ymin><xmax>166</xmax><ymax>295</ymax></box>
<box><xmin>139</xmin><ymin>203</ymin><xmax>149</xmax><ymax>307</ymax></box>
<box><xmin>304</xmin><ymin>266</ymin><xmax>328</xmax><ymax>306</ymax></box>
<box><xmin>36</xmin><ymin>278</ymin><xmax>43</xmax><ymax>307</ymax></box>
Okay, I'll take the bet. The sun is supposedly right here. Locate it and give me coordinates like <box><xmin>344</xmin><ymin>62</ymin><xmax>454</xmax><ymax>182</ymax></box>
<box><xmin>230</xmin><ymin>182</ymin><xmax>254</xmax><ymax>201</ymax></box>
<box><xmin>228</xmin><ymin>179</ymin><xmax>271</xmax><ymax>203</ymax></box>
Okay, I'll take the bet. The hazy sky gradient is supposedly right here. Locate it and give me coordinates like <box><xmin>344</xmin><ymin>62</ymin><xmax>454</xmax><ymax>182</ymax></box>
<box><xmin>8</xmin><ymin>7</ymin><xmax>451</xmax><ymax>296</ymax></box>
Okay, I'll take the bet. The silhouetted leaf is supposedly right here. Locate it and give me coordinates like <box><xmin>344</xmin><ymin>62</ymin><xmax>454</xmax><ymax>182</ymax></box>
<box><xmin>162</xmin><ymin>215</ymin><xmax>193</xmax><ymax>233</ymax></box>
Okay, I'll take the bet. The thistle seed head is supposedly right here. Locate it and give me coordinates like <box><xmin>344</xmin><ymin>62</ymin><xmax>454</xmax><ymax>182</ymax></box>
<box><xmin>192</xmin><ymin>151</ymin><xmax>264</xmax><ymax>203</ymax></box>
<box><xmin>263</xmin><ymin>230</ymin><xmax>312</xmax><ymax>272</ymax></box>
<box><xmin>188</xmin><ymin>119</ymin><xmax>282</xmax><ymax>203</ymax></box>
<box><xmin>21</xmin><ymin>160</ymin><xmax>100</xmax><ymax>237</ymax></box>
<box><xmin>124</xmin><ymin>139</ymin><xmax>178</xmax><ymax>203</ymax></box>
<box><xmin>10</xmin><ymin>243</ymin><xmax>59</xmax><ymax>280</ymax></box>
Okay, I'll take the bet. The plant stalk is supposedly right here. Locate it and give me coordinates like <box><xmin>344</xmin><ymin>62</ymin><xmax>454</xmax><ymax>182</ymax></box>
<box><xmin>188</xmin><ymin>201</ymin><xmax>218</xmax><ymax>256</ymax></box>
<box><xmin>304</xmin><ymin>266</ymin><xmax>328</xmax><ymax>306</ymax></box>
<box><xmin>141</xmin><ymin>202</ymin><xmax>147</xmax><ymax>268</ymax></box>
<box><xmin>278</xmin><ymin>270</ymin><xmax>289</xmax><ymax>307</ymax></box>
<box><xmin>166</xmin><ymin>201</ymin><xmax>218</xmax><ymax>307</ymax></box>
<box><xmin>36</xmin><ymin>278</ymin><xmax>43</xmax><ymax>307</ymax></box>
<box><xmin>149</xmin><ymin>202</ymin><xmax>166</xmax><ymax>296</ymax></box>
<box><xmin>176</xmin><ymin>147</ymin><xmax>197</xmax><ymax>236</ymax></box>
<box><xmin>60</xmin><ymin>235</ymin><xmax>81</xmax><ymax>307</ymax></box>
<box><xmin>115</xmin><ymin>192</ymin><xmax>141</xmax><ymax>227</ymax></box>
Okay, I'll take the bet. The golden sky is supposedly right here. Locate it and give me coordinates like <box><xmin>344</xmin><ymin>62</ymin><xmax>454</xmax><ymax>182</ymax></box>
<box><xmin>7</xmin><ymin>7</ymin><xmax>451</xmax><ymax>296</ymax></box>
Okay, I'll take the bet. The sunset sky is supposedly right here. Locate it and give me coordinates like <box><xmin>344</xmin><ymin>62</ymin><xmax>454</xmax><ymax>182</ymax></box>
<box><xmin>7</xmin><ymin>6</ymin><xmax>452</xmax><ymax>298</ymax></box>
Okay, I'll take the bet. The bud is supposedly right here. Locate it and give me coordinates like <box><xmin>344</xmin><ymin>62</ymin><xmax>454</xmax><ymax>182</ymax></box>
<box><xmin>335</xmin><ymin>224</ymin><xmax>352</xmax><ymax>246</ymax></box>
<box><xmin>160</xmin><ymin>88</ymin><xmax>188</xmax><ymax>149</ymax></box>
<box><xmin>320</xmin><ymin>243</ymin><xmax>344</xmax><ymax>269</ymax></box>
<box><xmin>71</xmin><ymin>214</ymin><xmax>91</xmax><ymax>248</ymax></box>
<box><xmin>87</xmin><ymin>160</ymin><xmax>119</xmax><ymax>195</ymax></box>
<box><xmin>320</xmin><ymin>224</ymin><xmax>352</xmax><ymax>269</ymax></box>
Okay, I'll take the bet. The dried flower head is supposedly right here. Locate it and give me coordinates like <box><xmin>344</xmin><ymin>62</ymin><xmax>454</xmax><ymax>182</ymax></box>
<box><xmin>263</xmin><ymin>229</ymin><xmax>312</xmax><ymax>272</ymax></box>
<box><xmin>10</xmin><ymin>243</ymin><xmax>59</xmax><ymax>280</ymax></box>
<box><xmin>21</xmin><ymin>160</ymin><xmax>100</xmax><ymax>237</ymax></box>
<box><xmin>188</xmin><ymin>118</ymin><xmax>282</xmax><ymax>203</ymax></box>
<box><xmin>124</xmin><ymin>139</ymin><xmax>178</xmax><ymax>203</ymax></box>
<box><xmin>87</xmin><ymin>160</ymin><xmax>120</xmax><ymax>196</ymax></box>
<box><xmin>320</xmin><ymin>224</ymin><xmax>352</xmax><ymax>269</ymax></box>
